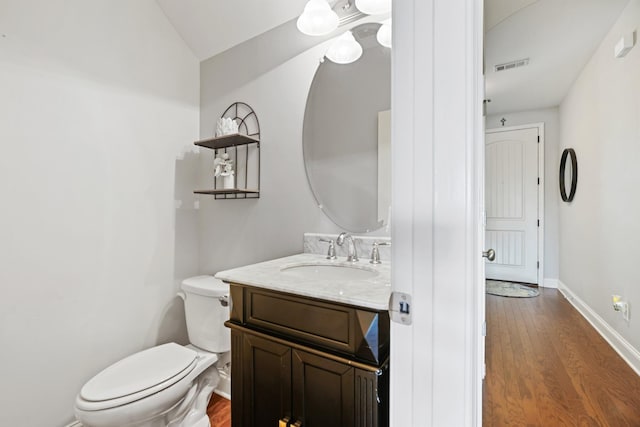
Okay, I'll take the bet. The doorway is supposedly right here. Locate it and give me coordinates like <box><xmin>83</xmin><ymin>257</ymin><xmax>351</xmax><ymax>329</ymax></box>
<box><xmin>485</xmin><ymin>124</ymin><xmax>544</xmax><ymax>286</ymax></box>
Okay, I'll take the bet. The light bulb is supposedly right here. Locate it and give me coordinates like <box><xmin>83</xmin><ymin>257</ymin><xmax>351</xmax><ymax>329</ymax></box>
<box><xmin>297</xmin><ymin>0</ymin><xmax>339</xmax><ymax>36</ymax></box>
<box><xmin>326</xmin><ymin>31</ymin><xmax>363</xmax><ymax>64</ymax></box>
<box><xmin>355</xmin><ymin>0</ymin><xmax>391</xmax><ymax>15</ymax></box>
<box><xmin>376</xmin><ymin>19</ymin><xmax>391</xmax><ymax>48</ymax></box>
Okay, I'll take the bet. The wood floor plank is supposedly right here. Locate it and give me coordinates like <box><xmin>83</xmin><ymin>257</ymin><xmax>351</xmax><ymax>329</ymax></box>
<box><xmin>483</xmin><ymin>288</ymin><xmax>640</xmax><ymax>426</ymax></box>
<box><xmin>546</xmin><ymin>292</ymin><xmax>640</xmax><ymax>426</ymax></box>
<box><xmin>207</xmin><ymin>393</ymin><xmax>231</xmax><ymax>427</ymax></box>
<box><xmin>208</xmin><ymin>288</ymin><xmax>640</xmax><ymax>426</ymax></box>
<box><xmin>496</xmin><ymin>294</ymin><xmax>531</xmax><ymax>424</ymax></box>
<box><xmin>520</xmin><ymin>291</ymin><xmax>596</xmax><ymax>426</ymax></box>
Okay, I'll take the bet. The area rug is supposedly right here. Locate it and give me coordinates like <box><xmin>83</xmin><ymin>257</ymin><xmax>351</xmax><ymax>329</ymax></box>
<box><xmin>486</xmin><ymin>280</ymin><xmax>539</xmax><ymax>298</ymax></box>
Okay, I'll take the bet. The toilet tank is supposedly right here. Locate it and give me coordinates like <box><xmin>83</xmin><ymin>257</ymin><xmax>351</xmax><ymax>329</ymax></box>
<box><xmin>181</xmin><ymin>276</ymin><xmax>231</xmax><ymax>353</ymax></box>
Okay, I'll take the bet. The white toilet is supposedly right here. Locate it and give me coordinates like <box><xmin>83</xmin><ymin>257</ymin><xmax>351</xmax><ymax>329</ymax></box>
<box><xmin>74</xmin><ymin>276</ymin><xmax>230</xmax><ymax>427</ymax></box>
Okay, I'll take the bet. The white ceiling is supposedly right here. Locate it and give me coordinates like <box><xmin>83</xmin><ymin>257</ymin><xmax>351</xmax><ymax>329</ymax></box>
<box><xmin>156</xmin><ymin>0</ymin><xmax>304</xmax><ymax>60</ymax></box>
<box><xmin>157</xmin><ymin>0</ymin><xmax>631</xmax><ymax>115</ymax></box>
<box><xmin>485</xmin><ymin>0</ymin><xmax>630</xmax><ymax>115</ymax></box>
<box><xmin>484</xmin><ymin>0</ymin><xmax>540</xmax><ymax>31</ymax></box>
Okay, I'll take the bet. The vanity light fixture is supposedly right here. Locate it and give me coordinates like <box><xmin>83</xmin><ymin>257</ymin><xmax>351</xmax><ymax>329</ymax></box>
<box><xmin>297</xmin><ymin>0</ymin><xmax>339</xmax><ymax>36</ymax></box>
<box><xmin>326</xmin><ymin>30</ymin><xmax>363</xmax><ymax>64</ymax></box>
<box><xmin>355</xmin><ymin>0</ymin><xmax>391</xmax><ymax>15</ymax></box>
<box><xmin>376</xmin><ymin>18</ymin><xmax>391</xmax><ymax>48</ymax></box>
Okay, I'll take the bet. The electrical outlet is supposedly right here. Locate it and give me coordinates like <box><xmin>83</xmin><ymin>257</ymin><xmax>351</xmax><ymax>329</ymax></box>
<box><xmin>612</xmin><ymin>295</ymin><xmax>630</xmax><ymax>322</ymax></box>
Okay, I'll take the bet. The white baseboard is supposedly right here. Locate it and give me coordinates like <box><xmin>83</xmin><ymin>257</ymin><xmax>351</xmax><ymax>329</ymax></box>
<box><xmin>558</xmin><ymin>280</ymin><xmax>640</xmax><ymax>377</ymax></box>
<box><xmin>543</xmin><ymin>278</ymin><xmax>558</xmax><ymax>288</ymax></box>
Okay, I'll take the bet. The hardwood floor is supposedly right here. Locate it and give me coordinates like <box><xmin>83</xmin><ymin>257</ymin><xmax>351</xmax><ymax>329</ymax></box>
<box><xmin>483</xmin><ymin>287</ymin><xmax>640</xmax><ymax>426</ymax></box>
<box><xmin>207</xmin><ymin>393</ymin><xmax>231</xmax><ymax>427</ymax></box>
<box><xmin>207</xmin><ymin>288</ymin><xmax>640</xmax><ymax>426</ymax></box>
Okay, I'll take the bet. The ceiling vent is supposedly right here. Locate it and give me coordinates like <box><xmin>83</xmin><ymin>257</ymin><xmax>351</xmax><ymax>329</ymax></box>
<box><xmin>494</xmin><ymin>58</ymin><xmax>529</xmax><ymax>72</ymax></box>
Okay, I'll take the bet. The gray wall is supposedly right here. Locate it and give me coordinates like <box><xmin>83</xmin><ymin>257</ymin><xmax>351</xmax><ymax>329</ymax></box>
<box><xmin>0</xmin><ymin>1</ymin><xmax>199</xmax><ymax>425</ymax></box>
<box><xmin>197</xmin><ymin>22</ymin><xmax>390</xmax><ymax>274</ymax></box>
<box><xmin>486</xmin><ymin>108</ymin><xmax>560</xmax><ymax>282</ymax></box>
<box><xmin>558</xmin><ymin>0</ymin><xmax>640</xmax><ymax>351</ymax></box>
<box><xmin>198</xmin><ymin>26</ymin><xmax>340</xmax><ymax>274</ymax></box>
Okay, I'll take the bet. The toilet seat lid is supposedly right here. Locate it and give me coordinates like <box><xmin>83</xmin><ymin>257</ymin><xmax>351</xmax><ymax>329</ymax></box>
<box><xmin>80</xmin><ymin>343</ymin><xmax>197</xmax><ymax>403</ymax></box>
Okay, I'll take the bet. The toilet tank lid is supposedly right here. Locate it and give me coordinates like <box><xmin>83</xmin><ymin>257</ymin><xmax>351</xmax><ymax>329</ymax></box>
<box><xmin>181</xmin><ymin>275</ymin><xmax>229</xmax><ymax>297</ymax></box>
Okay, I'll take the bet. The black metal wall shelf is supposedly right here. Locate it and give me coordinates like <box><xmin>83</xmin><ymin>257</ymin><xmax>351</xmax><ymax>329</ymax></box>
<box><xmin>194</xmin><ymin>188</ymin><xmax>259</xmax><ymax>196</ymax></box>
<box><xmin>195</xmin><ymin>133</ymin><xmax>260</xmax><ymax>151</ymax></box>
<box><xmin>194</xmin><ymin>102</ymin><xmax>260</xmax><ymax>199</ymax></box>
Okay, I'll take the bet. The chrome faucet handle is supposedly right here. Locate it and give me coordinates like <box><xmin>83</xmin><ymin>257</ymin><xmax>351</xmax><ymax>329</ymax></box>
<box><xmin>319</xmin><ymin>238</ymin><xmax>337</xmax><ymax>260</ymax></box>
<box><xmin>336</xmin><ymin>232</ymin><xmax>359</xmax><ymax>262</ymax></box>
<box><xmin>370</xmin><ymin>241</ymin><xmax>391</xmax><ymax>264</ymax></box>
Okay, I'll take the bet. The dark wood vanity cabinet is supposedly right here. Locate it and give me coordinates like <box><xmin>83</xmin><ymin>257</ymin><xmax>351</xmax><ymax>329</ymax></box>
<box><xmin>226</xmin><ymin>284</ymin><xmax>389</xmax><ymax>427</ymax></box>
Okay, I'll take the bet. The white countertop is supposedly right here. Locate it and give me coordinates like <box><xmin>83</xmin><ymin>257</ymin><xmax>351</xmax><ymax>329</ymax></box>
<box><xmin>215</xmin><ymin>253</ymin><xmax>391</xmax><ymax>310</ymax></box>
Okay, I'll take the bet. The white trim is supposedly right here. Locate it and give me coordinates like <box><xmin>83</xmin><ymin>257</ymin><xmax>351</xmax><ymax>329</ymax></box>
<box><xmin>473</xmin><ymin>1</ymin><xmax>487</xmax><ymax>424</ymax></box>
<box><xmin>543</xmin><ymin>278</ymin><xmax>559</xmax><ymax>288</ymax></box>
<box><xmin>558</xmin><ymin>280</ymin><xmax>640</xmax><ymax>376</ymax></box>
<box><xmin>391</xmin><ymin>0</ymin><xmax>483</xmax><ymax>425</ymax></box>
<box><xmin>390</xmin><ymin>0</ymin><xmax>431</xmax><ymax>425</ymax></box>
<box><xmin>64</xmin><ymin>422</ymin><xmax>82</xmax><ymax>427</ymax></box>
<box><xmin>485</xmin><ymin>123</ymin><xmax>543</xmax><ymax>134</ymax></box>
<box><xmin>214</xmin><ymin>389</ymin><xmax>231</xmax><ymax>400</ymax></box>
<box><xmin>486</xmin><ymin>123</ymin><xmax>545</xmax><ymax>287</ymax></box>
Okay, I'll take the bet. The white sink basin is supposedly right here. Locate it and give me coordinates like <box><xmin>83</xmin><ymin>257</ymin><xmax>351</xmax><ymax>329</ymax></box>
<box><xmin>280</xmin><ymin>263</ymin><xmax>379</xmax><ymax>280</ymax></box>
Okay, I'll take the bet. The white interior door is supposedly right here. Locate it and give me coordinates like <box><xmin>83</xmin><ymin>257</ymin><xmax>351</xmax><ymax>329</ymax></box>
<box><xmin>485</xmin><ymin>127</ymin><xmax>539</xmax><ymax>284</ymax></box>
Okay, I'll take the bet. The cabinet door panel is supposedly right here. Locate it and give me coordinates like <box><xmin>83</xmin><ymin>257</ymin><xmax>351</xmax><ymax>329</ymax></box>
<box><xmin>243</xmin><ymin>334</ymin><xmax>292</xmax><ymax>427</ymax></box>
<box><xmin>292</xmin><ymin>349</ymin><xmax>354</xmax><ymax>427</ymax></box>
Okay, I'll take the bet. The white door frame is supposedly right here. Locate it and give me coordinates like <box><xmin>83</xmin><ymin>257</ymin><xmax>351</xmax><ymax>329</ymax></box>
<box><xmin>485</xmin><ymin>123</ymin><xmax>545</xmax><ymax>287</ymax></box>
<box><xmin>390</xmin><ymin>0</ymin><xmax>484</xmax><ymax>425</ymax></box>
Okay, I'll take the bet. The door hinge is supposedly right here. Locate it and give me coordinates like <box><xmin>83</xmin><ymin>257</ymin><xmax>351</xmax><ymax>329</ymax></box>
<box><xmin>537</xmin><ymin>177</ymin><xmax>540</xmax><ymax>185</ymax></box>
<box><xmin>537</xmin><ymin>261</ymin><xmax>540</xmax><ymax>269</ymax></box>
<box><xmin>537</xmin><ymin>135</ymin><xmax>540</xmax><ymax>143</ymax></box>
<box><xmin>537</xmin><ymin>219</ymin><xmax>540</xmax><ymax>227</ymax></box>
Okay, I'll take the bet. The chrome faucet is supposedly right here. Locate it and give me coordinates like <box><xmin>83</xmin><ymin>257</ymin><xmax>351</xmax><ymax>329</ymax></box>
<box><xmin>319</xmin><ymin>238</ymin><xmax>337</xmax><ymax>260</ymax></box>
<box><xmin>336</xmin><ymin>232</ymin><xmax>358</xmax><ymax>262</ymax></box>
<box><xmin>369</xmin><ymin>241</ymin><xmax>391</xmax><ymax>264</ymax></box>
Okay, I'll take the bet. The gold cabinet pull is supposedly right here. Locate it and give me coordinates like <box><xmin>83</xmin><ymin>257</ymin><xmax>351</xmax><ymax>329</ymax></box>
<box><xmin>279</xmin><ymin>417</ymin><xmax>290</xmax><ymax>427</ymax></box>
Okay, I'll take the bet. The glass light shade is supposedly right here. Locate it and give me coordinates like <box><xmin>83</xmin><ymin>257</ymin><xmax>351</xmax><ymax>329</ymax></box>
<box><xmin>355</xmin><ymin>0</ymin><xmax>391</xmax><ymax>15</ymax></box>
<box><xmin>297</xmin><ymin>0</ymin><xmax>339</xmax><ymax>36</ymax></box>
<box><xmin>326</xmin><ymin>31</ymin><xmax>363</xmax><ymax>64</ymax></box>
<box><xmin>376</xmin><ymin>19</ymin><xmax>392</xmax><ymax>48</ymax></box>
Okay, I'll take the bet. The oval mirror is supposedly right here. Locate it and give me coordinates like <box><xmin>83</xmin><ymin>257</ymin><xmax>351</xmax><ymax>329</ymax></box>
<box><xmin>303</xmin><ymin>23</ymin><xmax>391</xmax><ymax>233</ymax></box>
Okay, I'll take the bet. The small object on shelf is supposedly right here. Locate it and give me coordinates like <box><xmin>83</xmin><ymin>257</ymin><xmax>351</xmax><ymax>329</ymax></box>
<box><xmin>193</xmin><ymin>102</ymin><xmax>260</xmax><ymax>199</ymax></box>
<box><xmin>223</xmin><ymin>173</ymin><xmax>235</xmax><ymax>189</ymax></box>
<box><xmin>215</xmin><ymin>117</ymin><xmax>239</xmax><ymax>137</ymax></box>
<box><xmin>213</xmin><ymin>152</ymin><xmax>233</xmax><ymax>176</ymax></box>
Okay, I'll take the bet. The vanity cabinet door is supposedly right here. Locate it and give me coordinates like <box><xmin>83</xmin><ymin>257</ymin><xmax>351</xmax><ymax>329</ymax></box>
<box><xmin>291</xmin><ymin>350</ymin><xmax>355</xmax><ymax>427</ymax></box>
<box><xmin>230</xmin><ymin>325</ymin><xmax>388</xmax><ymax>427</ymax></box>
<box><xmin>241</xmin><ymin>333</ymin><xmax>292</xmax><ymax>427</ymax></box>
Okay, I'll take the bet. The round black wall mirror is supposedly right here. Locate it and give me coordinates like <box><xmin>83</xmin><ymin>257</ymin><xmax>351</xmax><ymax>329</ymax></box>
<box><xmin>559</xmin><ymin>148</ymin><xmax>577</xmax><ymax>202</ymax></box>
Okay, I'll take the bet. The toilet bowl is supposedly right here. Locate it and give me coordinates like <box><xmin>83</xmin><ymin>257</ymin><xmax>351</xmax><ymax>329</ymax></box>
<box><xmin>74</xmin><ymin>276</ymin><xmax>230</xmax><ymax>427</ymax></box>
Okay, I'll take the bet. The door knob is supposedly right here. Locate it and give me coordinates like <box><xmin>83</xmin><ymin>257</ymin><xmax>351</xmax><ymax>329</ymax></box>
<box><xmin>482</xmin><ymin>249</ymin><xmax>495</xmax><ymax>262</ymax></box>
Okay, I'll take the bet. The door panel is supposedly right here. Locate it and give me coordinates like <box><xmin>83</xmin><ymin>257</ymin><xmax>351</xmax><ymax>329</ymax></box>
<box><xmin>292</xmin><ymin>349</ymin><xmax>355</xmax><ymax>427</ymax></box>
<box><xmin>485</xmin><ymin>127</ymin><xmax>538</xmax><ymax>284</ymax></box>
<box><xmin>242</xmin><ymin>334</ymin><xmax>292</xmax><ymax>427</ymax></box>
